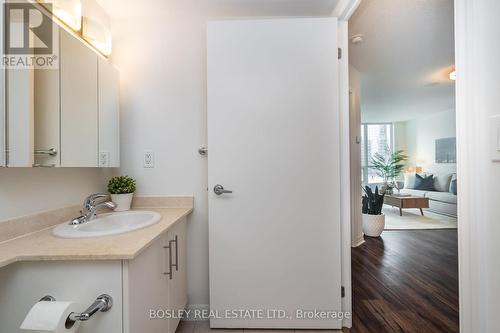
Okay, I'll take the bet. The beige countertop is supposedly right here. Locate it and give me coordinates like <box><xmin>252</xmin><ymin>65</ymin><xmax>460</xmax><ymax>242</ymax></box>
<box><xmin>0</xmin><ymin>207</ymin><xmax>192</xmax><ymax>269</ymax></box>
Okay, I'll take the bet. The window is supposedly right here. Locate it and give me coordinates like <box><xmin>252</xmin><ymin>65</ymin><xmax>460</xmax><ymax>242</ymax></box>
<box><xmin>361</xmin><ymin>123</ymin><xmax>394</xmax><ymax>184</ymax></box>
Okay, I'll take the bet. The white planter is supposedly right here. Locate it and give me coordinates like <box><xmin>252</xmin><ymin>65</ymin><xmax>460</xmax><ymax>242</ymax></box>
<box><xmin>110</xmin><ymin>193</ymin><xmax>134</xmax><ymax>212</ymax></box>
<box><xmin>362</xmin><ymin>213</ymin><xmax>385</xmax><ymax>237</ymax></box>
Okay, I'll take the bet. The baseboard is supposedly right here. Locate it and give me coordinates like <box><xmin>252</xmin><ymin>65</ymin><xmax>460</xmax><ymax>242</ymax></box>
<box><xmin>183</xmin><ymin>304</ymin><xmax>210</xmax><ymax>321</ymax></box>
<box><xmin>352</xmin><ymin>234</ymin><xmax>365</xmax><ymax>247</ymax></box>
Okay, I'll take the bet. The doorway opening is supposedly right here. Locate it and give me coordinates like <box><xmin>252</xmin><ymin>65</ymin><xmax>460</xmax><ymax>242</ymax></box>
<box><xmin>348</xmin><ymin>0</ymin><xmax>459</xmax><ymax>331</ymax></box>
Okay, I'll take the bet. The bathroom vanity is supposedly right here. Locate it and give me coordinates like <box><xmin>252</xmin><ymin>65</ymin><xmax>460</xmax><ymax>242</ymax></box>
<box><xmin>0</xmin><ymin>200</ymin><xmax>191</xmax><ymax>333</ymax></box>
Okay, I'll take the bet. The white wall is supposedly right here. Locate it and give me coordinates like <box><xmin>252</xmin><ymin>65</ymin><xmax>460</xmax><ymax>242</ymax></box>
<box><xmin>110</xmin><ymin>13</ymin><xmax>209</xmax><ymax>307</ymax></box>
<box><xmin>395</xmin><ymin>109</ymin><xmax>456</xmax><ymax>174</ymax></box>
<box><xmin>393</xmin><ymin>121</ymin><xmax>407</xmax><ymax>153</ymax></box>
<box><xmin>456</xmin><ymin>0</ymin><xmax>500</xmax><ymax>331</ymax></box>
<box><xmin>0</xmin><ymin>168</ymin><xmax>112</xmax><ymax>221</ymax></box>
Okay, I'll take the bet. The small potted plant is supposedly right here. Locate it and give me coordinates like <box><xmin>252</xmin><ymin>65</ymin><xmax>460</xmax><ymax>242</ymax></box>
<box><xmin>362</xmin><ymin>185</ymin><xmax>385</xmax><ymax>237</ymax></box>
<box><xmin>108</xmin><ymin>175</ymin><xmax>137</xmax><ymax>211</ymax></box>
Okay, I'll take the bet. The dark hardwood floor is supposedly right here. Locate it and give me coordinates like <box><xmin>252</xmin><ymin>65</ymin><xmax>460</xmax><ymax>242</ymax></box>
<box><xmin>344</xmin><ymin>230</ymin><xmax>459</xmax><ymax>333</ymax></box>
<box><xmin>177</xmin><ymin>231</ymin><xmax>458</xmax><ymax>333</ymax></box>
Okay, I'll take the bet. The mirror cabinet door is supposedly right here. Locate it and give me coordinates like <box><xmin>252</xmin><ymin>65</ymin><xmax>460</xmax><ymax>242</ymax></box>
<box><xmin>7</xmin><ymin>68</ymin><xmax>34</xmax><ymax>167</ymax></box>
<box><xmin>0</xmin><ymin>1</ymin><xmax>4</xmax><ymax>167</ymax></box>
<box><xmin>3</xmin><ymin>21</ymin><xmax>119</xmax><ymax>168</ymax></box>
<box><xmin>5</xmin><ymin>6</ymin><xmax>35</xmax><ymax>167</ymax></box>
<box><xmin>98</xmin><ymin>58</ymin><xmax>120</xmax><ymax>167</ymax></box>
<box><xmin>34</xmin><ymin>24</ymin><xmax>61</xmax><ymax>168</ymax></box>
<box><xmin>60</xmin><ymin>29</ymin><xmax>99</xmax><ymax>167</ymax></box>
<box><xmin>0</xmin><ymin>68</ymin><xmax>4</xmax><ymax>167</ymax></box>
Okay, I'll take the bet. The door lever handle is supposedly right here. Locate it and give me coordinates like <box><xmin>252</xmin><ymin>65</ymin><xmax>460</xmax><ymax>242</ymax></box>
<box><xmin>214</xmin><ymin>184</ymin><xmax>233</xmax><ymax>195</ymax></box>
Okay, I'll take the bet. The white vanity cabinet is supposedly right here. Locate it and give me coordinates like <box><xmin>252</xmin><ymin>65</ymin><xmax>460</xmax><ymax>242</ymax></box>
<box><xmin>0</xmin><ymin>218</ymin><xmax>188</xmax><ymax>333</ymax></box>
<box><xmin>123</xmin><ymin>218</ymin><xmax>188</xmax><ymax>333</ymax></box>
<box><xmin>168</xmin><ymin>218</ymin><xmax>188</xmax><ymax>329</ymax></box>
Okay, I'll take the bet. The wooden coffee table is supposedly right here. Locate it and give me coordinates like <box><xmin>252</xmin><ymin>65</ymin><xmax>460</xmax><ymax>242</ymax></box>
<box><xmin>384</xmin><ymin>195</ymin><xmax>430</xmax><ymax>216</ymax></box>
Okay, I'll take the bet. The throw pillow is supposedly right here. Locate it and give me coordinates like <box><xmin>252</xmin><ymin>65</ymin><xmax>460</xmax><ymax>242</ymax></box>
<box><xmin>414</xmin><ymin>174</ymin><xmax>435</xmax><ymax>191</ymax></box>
<box><xmin>403</xmin><ymin>173</ymin><xmax>417</xmax><ymax>189</ymax></box>
<box><xmin>449</xmin><ymin>174</ymin><xmax>457</xmax><ymax>195</ymax></box>
<box><xmin>433</xmin><ymin>173</ymin><xmax>453</xmax><ymax>192</ymax></box>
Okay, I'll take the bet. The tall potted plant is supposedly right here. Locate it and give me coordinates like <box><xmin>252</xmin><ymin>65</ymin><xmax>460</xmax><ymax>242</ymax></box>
<box><xmin>362</xmin><ymin>186</ymin><xmax>385</xmax><ymax>237</ymax></box>
<box><xmin>369</xmin><ymin>149</ymin><xmax>408</xmax><ymax>194</ymax></box>
<box><xmin>108</xmin><ymin>175</ymin><xmax>137</xmax><ymax>211</ymax></box>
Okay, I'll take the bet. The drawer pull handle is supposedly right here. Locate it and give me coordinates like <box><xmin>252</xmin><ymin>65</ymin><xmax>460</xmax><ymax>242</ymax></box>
<box><xmin>163</xmin><ymin>236</ymin><xmax>178</xmax><ymax>279</ymax></box>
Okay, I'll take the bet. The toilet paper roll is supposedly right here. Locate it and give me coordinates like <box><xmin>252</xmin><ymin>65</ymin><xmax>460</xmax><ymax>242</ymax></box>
<box><xmin>20</xmin><ymin>301</ymin><xmax>81</xmax><ymax>332</ymax></box>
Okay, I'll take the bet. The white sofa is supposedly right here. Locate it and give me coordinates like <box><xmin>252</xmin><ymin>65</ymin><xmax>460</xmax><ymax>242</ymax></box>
<box><xmin>399</xmin><ymin>173</ymin><xmax>457</xmax><ymax>217</ymax></box>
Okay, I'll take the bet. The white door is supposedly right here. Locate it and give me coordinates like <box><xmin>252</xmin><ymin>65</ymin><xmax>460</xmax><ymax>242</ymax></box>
<box><xmin>207</xmin><ymin>18</ymin><xmax>342</xmax><ymax>329</ymax></box>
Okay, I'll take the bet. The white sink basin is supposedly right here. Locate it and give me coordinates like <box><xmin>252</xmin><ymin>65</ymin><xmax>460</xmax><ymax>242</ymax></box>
<box><xmin>53</xmin><ymin>211</ymin><xmax>161</xmax><ymax>239</ymax></box>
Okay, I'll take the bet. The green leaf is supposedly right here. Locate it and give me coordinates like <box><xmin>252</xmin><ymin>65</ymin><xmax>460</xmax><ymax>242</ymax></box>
<box><xmin>107</xmin><ymin>175</ymin><xmax>137</xmax><ymax>194</ymax></box>
<box><xmin>368</xmin><ymin>147</ymin><xmax>408</xmax><ymax>182</ymax></box>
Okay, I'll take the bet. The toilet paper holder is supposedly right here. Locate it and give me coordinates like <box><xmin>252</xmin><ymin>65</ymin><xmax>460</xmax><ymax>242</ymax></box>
<box><xmin>40</xmin><ymin>294</ymin><xmax>113</xmax><ymax>322</ymax></box>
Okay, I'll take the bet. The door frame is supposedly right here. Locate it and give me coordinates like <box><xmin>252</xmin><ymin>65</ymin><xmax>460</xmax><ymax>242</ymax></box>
<box><xmin>339</xmin><ymin>0</ymin><xmax>471</xmax><ymax>331</ymax></box>
<box><xmin>333</xmin><ymin>0</ymin><xmax>361</xmax><ymax>329</ymax></box>
<box><xmin>453</xmin><ymin>1</ymin><xmax>473</xmax><ymax>331</ymax></box>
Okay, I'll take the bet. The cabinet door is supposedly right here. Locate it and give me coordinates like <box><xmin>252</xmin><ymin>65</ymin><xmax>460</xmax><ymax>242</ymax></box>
<box><xmin>123</xmin><ymin>233</ymin><xmax>171</xmax><ymax>333</ymax></box>
<box><xmin>0</xmin><ymin>0</ymin><xmax>5</xmax><ymax>167</ymax></box>
<box><xmin>60</xmin><ymin>29</ymin><xmax>98</xmax><ymax>167</ymax></box>
<box><xmin>98</xmin><ymin>58</ymin><xmax>120</xmax><ymax>167</ymax></box>
<box><xmin>34</xmin><ymin>53</ymin><xmax>60</xmax><ymax>167</ymax></box>
<box><xmin>167</xmin><ymin>218</ymin><xmax>188</xmax><ymax>333</ymax></box>
<box><xmin>6</xmin><ymin>68</ymin><xmax>34</xmax><ymax>167</ymax></box>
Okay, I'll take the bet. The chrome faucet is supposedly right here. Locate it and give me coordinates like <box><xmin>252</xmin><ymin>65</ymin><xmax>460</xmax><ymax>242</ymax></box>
<box><xmin>70</xmin><ymin>193</ymin><xmax>117</xmax><ymax>225</ymax></box>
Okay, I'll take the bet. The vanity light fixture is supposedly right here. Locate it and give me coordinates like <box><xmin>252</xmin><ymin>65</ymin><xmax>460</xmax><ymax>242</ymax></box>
<box><xmin>82</xmin><ymin>17</ymin><xmax>112</xmax><ymax>56</ymax></box>
<box><xmin>38</xmin><ymin>0</ymin><xmax>83</xmax><ymax>31</ymax></box>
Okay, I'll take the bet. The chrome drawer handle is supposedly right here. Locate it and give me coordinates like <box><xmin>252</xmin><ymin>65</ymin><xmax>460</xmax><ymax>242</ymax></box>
<box><xmin>163</xmin><ymin>235</ymin><xmax>178</xmax><ymax>279</ymax></box>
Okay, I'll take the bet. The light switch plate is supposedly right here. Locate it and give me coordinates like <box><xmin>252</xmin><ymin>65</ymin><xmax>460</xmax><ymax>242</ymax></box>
<box><xmin>99</xmin><ymin>151</ymin><xmax>110</xmax><ymax>167</ymax></box>
<box><xmin>491</xmin><ymin>115</ymin><xmax>500</xmax><ymax>162</ymax></box>
<box><xmin>144</xmin><ymin>150</ymin><xmax>154</xmax><ymax>168</ymax></box>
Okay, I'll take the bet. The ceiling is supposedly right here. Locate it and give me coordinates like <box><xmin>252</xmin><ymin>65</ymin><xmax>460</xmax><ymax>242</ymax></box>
<box><xmin>97</xmin><ymin>0</ymin><xmax>341</xmax><ymax>18</ymax></box>
<box><xmin>349</xmin><ymin>0</ymin><xmax>455</xmax><ymax>122</ymax></box>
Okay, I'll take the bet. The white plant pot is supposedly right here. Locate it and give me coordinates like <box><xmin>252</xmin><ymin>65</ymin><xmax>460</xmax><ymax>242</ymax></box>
<box><xmin>362</xmin><ymin>213</ymin><xmax>385</xmax><ymax>237</ymax></box>
<box><xmin>110</xmin><ymin>193</ymin><xmax>134</xmax><ymax>212</ymax></box>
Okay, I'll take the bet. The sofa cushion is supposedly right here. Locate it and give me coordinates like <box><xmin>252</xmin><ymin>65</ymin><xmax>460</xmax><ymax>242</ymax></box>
<box><xmin>415</xmin><ymin>174</ymin><xmax>435</xmax><ymax>191</ymax></box>
<box><xmin>434</xmin><ymin>173</ymin><xmax>453</xmax><ymax>192</ymax></box>
<box><xmin>399</xmin><ymin>189</ymin><xmax>427</xmax><ymax>197</ymax></box>
<box><xmin>425</xmin><ymin>191</ymin><xmax>457</xmax><ymax>204</ymax></box>
<box><xmin>403</xmin><ymin>173</ymin><xmax>416</xmax><ymax>189</ymax></box>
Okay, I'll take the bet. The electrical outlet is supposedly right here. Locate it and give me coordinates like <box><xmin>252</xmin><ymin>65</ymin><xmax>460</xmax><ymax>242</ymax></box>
<box><xmin>144</xmin><ymin>150</ymin><xmax>154</xmax><ymax>168</ymax></box>
<box><xmin>99</xmin><ymin>151</ymin><xmax>110</xmax><ymax>167</ymax></box>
